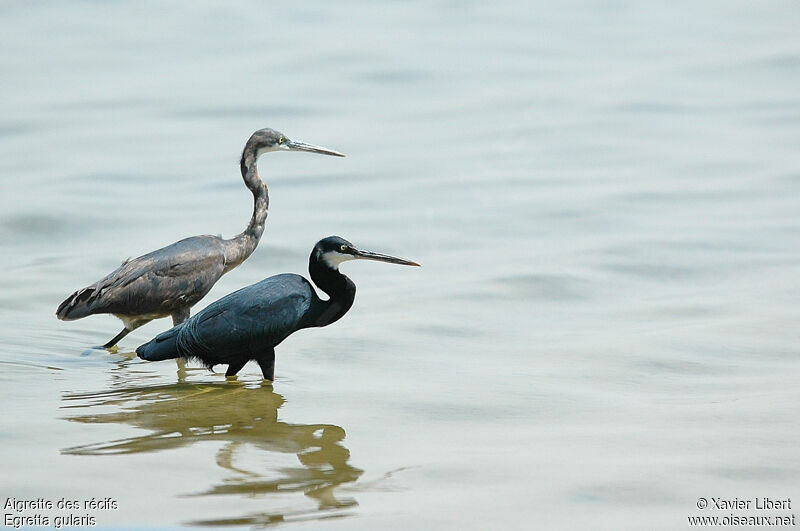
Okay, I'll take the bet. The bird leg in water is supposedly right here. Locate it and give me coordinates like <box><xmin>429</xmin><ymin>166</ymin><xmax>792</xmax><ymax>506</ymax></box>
<box><xmin>103</xmin><ymin>328</ymin><xmax>132</xmax><ymax>349</ymax></box>
<box><xmin>171</xmin><ymin>308</ymin><xmax>190</xmax><ymax>325</ymax></box>
<box><xmin>225</xmin><ymin>359</ymin><xmax>248</xmax><ymax>377</ymax></box>
<box><xmin>172</xmin><ymin>309</ymin><xmax>190</xmax><ymax>372</ymax></box>
<box><xmin>256</xmin><ymin>349</ymin><xmax>275</xmax><ymax>381</ymax></box>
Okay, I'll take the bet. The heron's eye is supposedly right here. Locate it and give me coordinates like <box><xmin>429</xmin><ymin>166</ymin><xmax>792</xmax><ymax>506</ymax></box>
<box><xmin>278</xmin><ymin>136</ymin><xmax>286</xmax><ymax>144</ymax></box>
<box><xmin>340</xmin><ymin>245</ymin><xmax>347</xmax><ymax>252</ymax></box>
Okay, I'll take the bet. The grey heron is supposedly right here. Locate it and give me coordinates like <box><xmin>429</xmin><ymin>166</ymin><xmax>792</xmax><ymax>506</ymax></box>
<box><xmin>136</xmin><ymin>236</ymin><xmax>419</xmax><ymax>379</ymax></box>
<box><xmin>57</xmin><ymin>128</ymin><xmax>344</xmax><ymax>348</ymax></box>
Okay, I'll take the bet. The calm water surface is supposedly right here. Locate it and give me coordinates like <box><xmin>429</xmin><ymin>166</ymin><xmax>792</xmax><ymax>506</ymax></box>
<box><xmin>1</xmin><ymin>1</ymin><xmax>799</xmax><ymax>529</ymax></box>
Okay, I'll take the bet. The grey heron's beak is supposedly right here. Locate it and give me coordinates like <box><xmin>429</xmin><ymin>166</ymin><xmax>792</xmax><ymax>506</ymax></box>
<box><xmin>285</xmin><ymin>139</ymin><xmax>345</xmax><ymax>157</ymax></box>
<box><xmin>351</xmin><ymin>248</ymin><xmax>420</xmax><ymax>267</ymax></box>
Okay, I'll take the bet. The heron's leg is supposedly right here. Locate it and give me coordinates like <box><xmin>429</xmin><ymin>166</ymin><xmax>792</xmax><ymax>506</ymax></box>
<box><xmin>172</xmin><ymin>308</ymin><xmax>191</xmax><ymax>371</ymax></box>
<box><xmin>175</xmin><ymin>357</ymin><xmax>189</xmax><ymax>383</ymax></box>
<box><xmin>172</xmin><ymin>307</ymin><xmax>190</xmax><ymax>325</ymax></box>
<box><xmin>225</xmin><ymin>358</ymin><xmax>248</xmax><ymax>377</ymax></box>
<box><xmin>255</xmin><ymin>349</ymin><xmax>275</xmax><ymax>381</ymax></box>
<box><xmin>103</xmin><ymin>328</ymin><xmax>132</xmax><ymax>349</ymax></box>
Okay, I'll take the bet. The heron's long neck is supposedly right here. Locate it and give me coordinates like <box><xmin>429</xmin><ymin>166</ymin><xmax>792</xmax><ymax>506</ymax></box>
<box><xmin>223</xmin><ymin>149</ymin><xmax>269</xmax><ymax>272</ymax></box>
<box><xmin>306</xmin><ymin>259</ymin><xmax>356</xmax><ymax>328</ymax></box>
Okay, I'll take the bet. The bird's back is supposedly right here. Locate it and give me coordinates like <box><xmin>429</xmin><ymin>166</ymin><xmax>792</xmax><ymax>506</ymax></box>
<box><xmin>175</xmin><ymin>273</ymin><xmax>316</xmax><ymax>365</ymax></box>
<box><xmin>57</xmin><ymin>235</ymin><xmax>228</xmax><ymax>321</ymax></box>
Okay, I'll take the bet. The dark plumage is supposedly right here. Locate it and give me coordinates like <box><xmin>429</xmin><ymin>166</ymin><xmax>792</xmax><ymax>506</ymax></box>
<box><xmin>56</xmin><ymin>128</ymin><xmax>344</xmax><ymax>348</ymax></box>
<box><xmin>136</xmin><ymin>236</ymin><xmax>419</xmax><ymax>380</ymax></box>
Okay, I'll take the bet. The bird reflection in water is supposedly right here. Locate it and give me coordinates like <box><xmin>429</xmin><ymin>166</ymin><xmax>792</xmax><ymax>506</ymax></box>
<box><xmin>60</xmin><ymin>381</ymin><xmax>363</xmax><ymax>526</ymax></box>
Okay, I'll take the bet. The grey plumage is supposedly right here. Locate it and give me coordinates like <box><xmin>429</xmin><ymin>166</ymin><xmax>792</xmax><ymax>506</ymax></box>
<box><xmin>57</xmin><ymin>128</ymin><xmax>344</xmax><ymax>348</ymax></box>
<box><xmin>57</xmin><ymin>236</ymin><xmax>228</xmax><ymax>325</ymax></box>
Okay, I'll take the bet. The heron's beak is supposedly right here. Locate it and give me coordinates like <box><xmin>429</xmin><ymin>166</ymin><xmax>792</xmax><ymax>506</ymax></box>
<box><xmin>351</xmin><ymin>248</ymin><xmax>420</xmax><ymax>267</ymax></box>
<box><xmin>285</xmin><ymin>139</ymin><xmax>345</xmax><ymax>157</ymax></box>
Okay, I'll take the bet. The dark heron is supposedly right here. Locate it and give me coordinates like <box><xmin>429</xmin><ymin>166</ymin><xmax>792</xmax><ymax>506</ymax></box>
<box><xmin>56</xmin><ymin>128</ymin><xmax>344</xmax><ymax>348</ymax></box>
<box><xmin>136</xmin><ymin>236</ymin><xmax>419</xmax><ymax>380</ymax></box>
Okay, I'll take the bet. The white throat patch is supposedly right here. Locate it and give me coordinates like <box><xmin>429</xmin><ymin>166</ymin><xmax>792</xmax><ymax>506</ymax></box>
<box><xmin>256</xmin><ymin>144</ymin><xmax>290</xmax><ymax>157</ymax></box>
<box><xmin>321</xmin><ymin>251</ymin><xmax>356</xmax><ymax>269</ymax></box>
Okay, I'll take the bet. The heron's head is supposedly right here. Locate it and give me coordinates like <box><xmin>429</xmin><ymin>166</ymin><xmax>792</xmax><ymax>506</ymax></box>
<box><xmin>313</xmin><ymin>236</ymin><xmax>420</xmax><ymax>270</ymax></box>
<box><xmin>249</xmin><ymin>128</ymin><xmax>345</xmax><ymax>158</ymax></box>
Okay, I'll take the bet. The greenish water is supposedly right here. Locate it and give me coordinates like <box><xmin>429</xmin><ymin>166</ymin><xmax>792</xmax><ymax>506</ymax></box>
<box><xmin>1</xmin><ymin>1</ymin><xmax>799</xmax><ymax>528</ymax></box>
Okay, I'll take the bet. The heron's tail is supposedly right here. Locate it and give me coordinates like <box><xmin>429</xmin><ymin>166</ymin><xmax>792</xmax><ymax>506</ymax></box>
<box><xmin>136</xmin><ymin>324</ymin><xmax>184</xmax><ymax>361</ymax></box>
<box><xmin>56</xmin><ymin>287</ymin><xmax>96</xmax><ymax>321</ymax></box>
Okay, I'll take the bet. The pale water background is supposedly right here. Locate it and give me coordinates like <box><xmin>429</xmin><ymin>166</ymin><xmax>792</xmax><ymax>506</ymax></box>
<box><xmin>1</xmin><ymin>1</ymin><xmax>799</xmax><ymax>529</ymax></box>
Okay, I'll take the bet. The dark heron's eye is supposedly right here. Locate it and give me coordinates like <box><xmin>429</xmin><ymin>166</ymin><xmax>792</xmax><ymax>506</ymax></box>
<box><xmin>340</xmin><ymin>244</ymin><xmax>347</xmax><ymax>252</ymax></box>
<box><xmin>278</xmin><ymin>136</ymin><xmax>286</xmax><ymax>144</ymax></box>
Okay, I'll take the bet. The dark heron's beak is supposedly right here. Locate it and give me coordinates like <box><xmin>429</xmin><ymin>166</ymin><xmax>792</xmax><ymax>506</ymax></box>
<box><xmin>285</xmin><ymin>139</ymin><xmax>345</xmax><ymax>157</ymax></box>
<box><xmin>351</xmin><ymin>247</ymin><xmax>420</xmax><ymax>267</ymax></box>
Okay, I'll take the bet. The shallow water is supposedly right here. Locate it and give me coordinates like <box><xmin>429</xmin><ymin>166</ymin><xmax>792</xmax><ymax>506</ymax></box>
<box><xmin>1</xmin><ymin>1</ymin><xmax>799</xmax><ymax>528</ymax></box>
